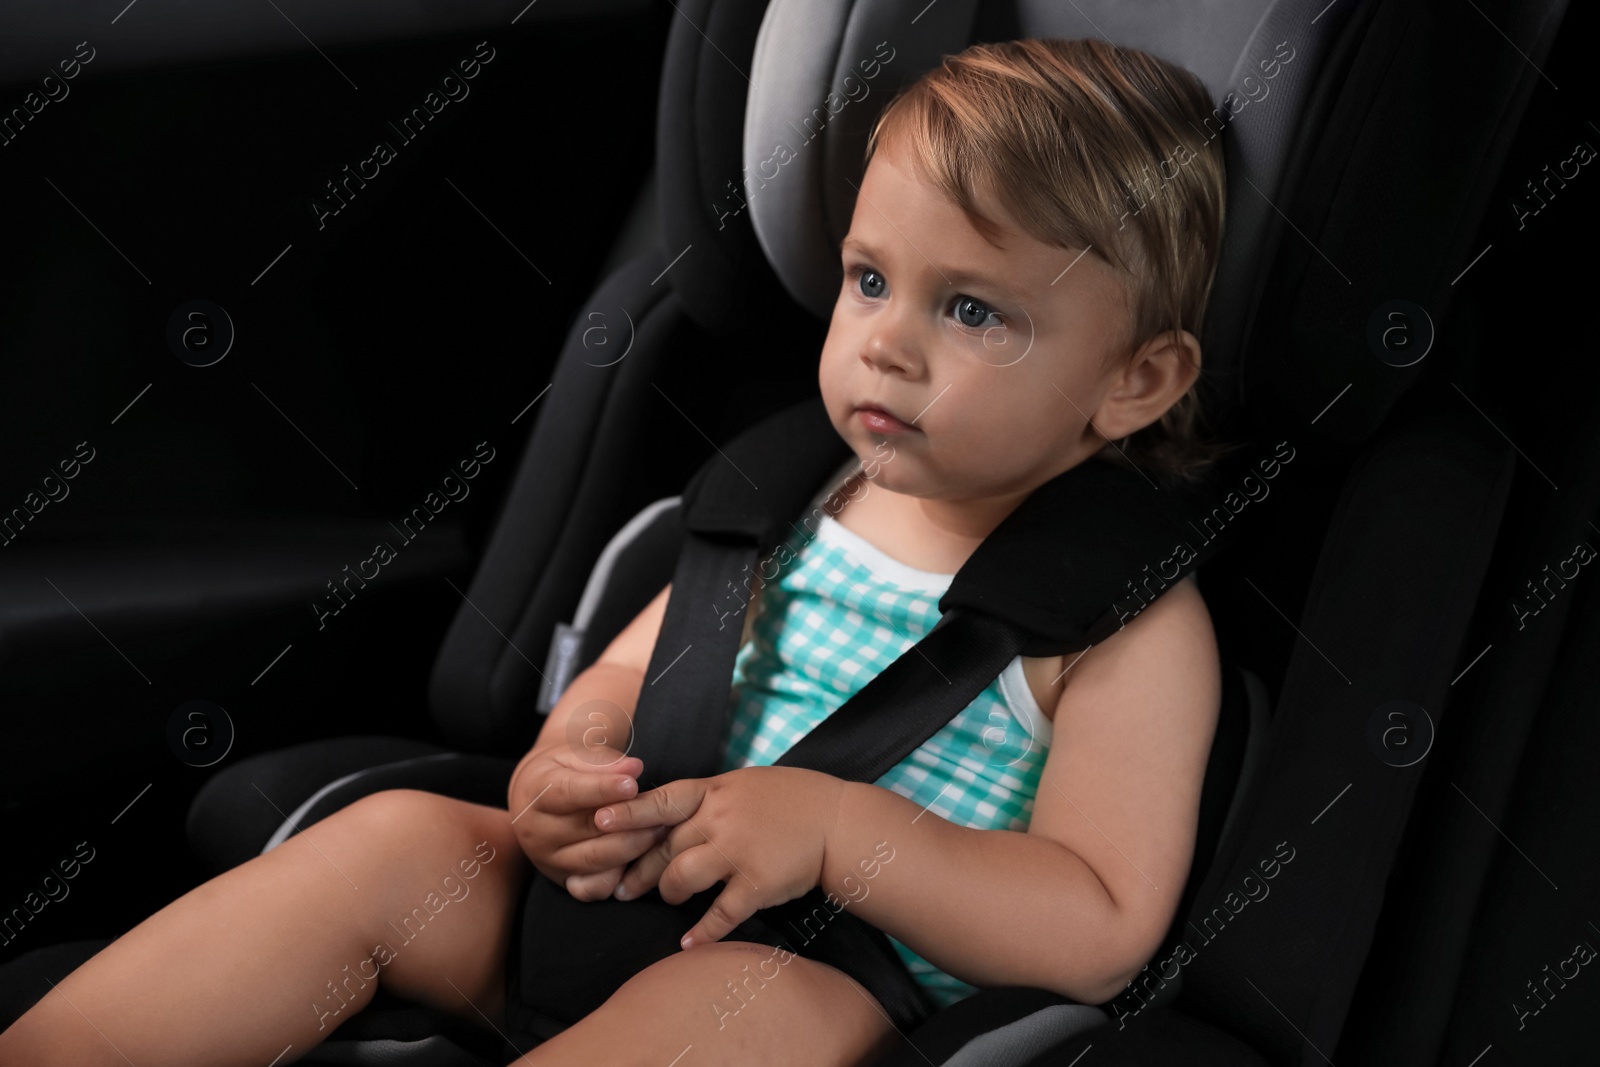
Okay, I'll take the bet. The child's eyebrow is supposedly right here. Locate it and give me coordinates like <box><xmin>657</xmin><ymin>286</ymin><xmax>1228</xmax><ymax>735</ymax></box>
<box><xmin>841</xmin><ymin>234</ymin><xmax>1017</xmax><ymax>297</ymax></box>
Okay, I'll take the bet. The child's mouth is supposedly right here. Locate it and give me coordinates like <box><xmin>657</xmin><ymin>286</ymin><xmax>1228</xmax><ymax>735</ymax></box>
<box><xmin>855</xmin><ymin>404</ymin><xmax>920</xmax><ymax>435</ymax></box>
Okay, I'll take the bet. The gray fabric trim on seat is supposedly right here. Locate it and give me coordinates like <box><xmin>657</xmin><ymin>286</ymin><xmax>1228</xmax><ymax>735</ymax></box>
<box><xmin>299</xmin><ymin>1035</ymin><xmax>496</xmax><ymax>1066</ymax></box>
<box><xmin>744</xmin><ymin>0</ymin><xmax>984</xmax><ymax>316</ymax></box>
<box><xmin>572</xmin><ymin>495</ymin><xmax>680</xmax><ymax>631</ymax></box>
<box><xmin>940</xmin><ymin>1003</ymin><xmax>1109</xmax><ymax>1066</ymax></box>
<box><xmin>260</xmin><ymin>753</ymin><xmax>461</xmax><ymax>853</ymax></box>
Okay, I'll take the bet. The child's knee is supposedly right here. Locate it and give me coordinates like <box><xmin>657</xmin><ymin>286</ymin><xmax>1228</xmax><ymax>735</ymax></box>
<box><xmin>341</xmin><ymin>787</ymin><xmax>452</xmax><ymax>831</ymax></box>
<box><xmin>584</xmin><ymin>941</ymin><xmax>891</xmax><ymax>1064</ymax></box>
<box><xmin>333</xmin><ymin>789</ymin><xmax>483</xmax><ymax>845</ymax></box>
<box><xmin>617</xmin><ymin>941</ymin><xmax>817</xmax><ymax>1014</ymax></box>
<box><xmin>304</xmin><ymin>790</ymin><xmax>514</xmax><ymax>881</ymax></box>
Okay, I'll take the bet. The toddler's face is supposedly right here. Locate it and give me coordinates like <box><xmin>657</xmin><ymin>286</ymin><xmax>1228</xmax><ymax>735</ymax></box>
<box><xmin>819</xmin><ymin>143</ymin><xmax>1134</xmax><ymax>505</ymax></box>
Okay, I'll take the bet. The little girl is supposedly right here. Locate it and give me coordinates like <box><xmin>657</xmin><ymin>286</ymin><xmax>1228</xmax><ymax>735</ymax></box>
<box><xmin>0</xmin><ymin>36</ymin><xmax>1228</xmax><ymax>1067</ymax></box>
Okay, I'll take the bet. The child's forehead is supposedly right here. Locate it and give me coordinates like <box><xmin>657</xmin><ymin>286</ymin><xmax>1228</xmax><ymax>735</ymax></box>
<box><xmin>844</xmin><ymin>159</ymin><xmax>981</xmax><ymax>244</ymax></box>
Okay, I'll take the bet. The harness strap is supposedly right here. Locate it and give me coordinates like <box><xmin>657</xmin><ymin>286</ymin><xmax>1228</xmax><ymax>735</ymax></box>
<box><xmin>632</xmin><ymin>532</ymin><xmax>763</xmax><ymax>785</ymax></box>
<box><xmin>776</xmin><ymin>607</ymin><xmax>1028</xmax><ymax>779</ymax></box>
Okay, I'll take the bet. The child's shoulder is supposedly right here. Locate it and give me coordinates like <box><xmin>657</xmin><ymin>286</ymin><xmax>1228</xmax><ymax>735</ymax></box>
<box><xmin>1027</xmin><ymin>572</ymin><xmax>1207</xmax><ymax>723</ymax></box>
<box><xmin>1059</xmin><ymin>571</ymin><xmax>1215</xmax><ymax>711</ymax></box>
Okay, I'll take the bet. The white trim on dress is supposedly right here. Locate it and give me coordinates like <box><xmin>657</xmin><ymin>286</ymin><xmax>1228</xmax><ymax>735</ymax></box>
<box><xmin>802</xmin><ymin>455</ymin><xmax>1054</xmax><ymax>747</ymax></box>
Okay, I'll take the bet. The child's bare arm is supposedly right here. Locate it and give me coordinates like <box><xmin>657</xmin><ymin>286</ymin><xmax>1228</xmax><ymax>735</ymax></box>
<box><xmin>820</xmin><ymin>576</ymin><xmax>1222</xmax><ymax>1004</ymax></box>
<box><xmin>512</xmin><ymin>581</ymin><xmax>671</xmax><ymax>777</ymax></box>
<box><xmin>506</xmin><ymin>583</ymin><xmax>672</xmax><ymax>894</ymax></box>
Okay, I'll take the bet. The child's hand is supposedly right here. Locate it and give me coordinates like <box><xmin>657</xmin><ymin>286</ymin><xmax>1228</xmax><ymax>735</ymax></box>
<box><xmin>593</xmin><ymin>766</ymin><xmax>846</xmax><ymax>948</ymax></box>
<box><xmin>507</xmin><ymin>745</ymin><xmax>664</xmax><ymax>900</ymax></box>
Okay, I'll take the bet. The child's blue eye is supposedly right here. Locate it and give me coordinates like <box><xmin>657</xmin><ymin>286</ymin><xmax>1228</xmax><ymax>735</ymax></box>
<box><xmin>953</xmin><ymin>295</ymin><xmax>1001</xmax><ymax>329</ymax></box>
<box><xmin>856</xmin><ymin>267</ymin><xmax>886</xmax><ymax>298</ymax></box>
<box><xmin>846</xmin><ymin>264</ymin><xmax>1004</xmax><ymax>331</ymax></box>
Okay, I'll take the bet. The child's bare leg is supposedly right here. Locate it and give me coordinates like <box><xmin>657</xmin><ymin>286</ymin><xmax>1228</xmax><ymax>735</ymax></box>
<box><xmin>0</xmin><ymin>788</ymin><xmax>529</xmax><ymax>1067</ymax></box>
<box><xmin>521</xmin><ymin>940</ymin><xmax>899</xmax><ymax>1067</ymax></box>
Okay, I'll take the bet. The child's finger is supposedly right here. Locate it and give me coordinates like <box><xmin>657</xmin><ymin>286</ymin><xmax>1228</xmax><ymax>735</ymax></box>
<box><xmin>550</xmin><ymin>825</ymin><xmax>661</xmax><ymax>873</ymax></box>
<box><xmin>611</xmin><ymin>825</ymin><xmax>689</xmax><ymax>901</ymax></box>
<box><xmin>681</xmin><ymin>883</ymin><xmax>755</xmax><ymax>950</ymax></box>
<box><xmin>564</xmin><ymin>866</ymin><xmax>624</xmax><ymax>902</ymax></box>
<box><xmin>594</xmin><ymin>778</ymin><xmax>705</xmax><ymax>832</ymax></box>
<box><xmin>539</xmin><ymin>769</ymin><xmax>639</xmax><ymax>814</ymax></box>
<box><xmin>654</xmin><ymin>842</ymin><xmax>738</xmax><ymax>909</ymax></box>
<box><xmin>565</xmin><ymin>752</ymin><xmax>644</xmax><ymax>777</ymax></box>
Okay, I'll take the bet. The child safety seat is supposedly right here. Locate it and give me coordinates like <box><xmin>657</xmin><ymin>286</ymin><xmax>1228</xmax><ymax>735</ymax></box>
<box><xmin>0</xmin><ymin>0</ymin><xmax>1564</xmax><ymax>1063</ymax></box>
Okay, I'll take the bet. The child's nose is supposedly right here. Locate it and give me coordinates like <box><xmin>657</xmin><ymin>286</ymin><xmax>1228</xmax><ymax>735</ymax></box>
<box><xmin>859</xmin><ymin>328</ymin><xmax>921</xmax><ymax>376</ymax></box>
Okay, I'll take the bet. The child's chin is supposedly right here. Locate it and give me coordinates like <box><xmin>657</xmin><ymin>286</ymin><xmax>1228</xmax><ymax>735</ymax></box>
<box><xmin>853</xmin><ymin>447</ymin><xmax>916</xmax><ymax>492</ymax></box>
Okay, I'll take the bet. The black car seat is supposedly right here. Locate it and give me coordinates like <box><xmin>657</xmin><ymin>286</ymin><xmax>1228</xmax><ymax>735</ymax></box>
<box><xmin>0</xmin><ymin>0</ymin><xmax>1568</xmax><ymax>1063</ymax></box>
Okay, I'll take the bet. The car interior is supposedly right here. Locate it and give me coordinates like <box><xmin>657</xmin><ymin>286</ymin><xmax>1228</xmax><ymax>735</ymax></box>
<box><xmin>0</xmin><ymin>0</ymin><xmax>1595</xmax><ymax>1063</ymax></box>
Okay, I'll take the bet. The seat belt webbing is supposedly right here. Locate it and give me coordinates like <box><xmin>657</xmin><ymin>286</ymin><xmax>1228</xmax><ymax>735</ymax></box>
<box><xmin>776</xmin><ymin>608</ymin><xmax>1029</xmax><ymax>781</ymax></box>
<box><xmin>630</xmin><ymin>532</ymin><xmax>759</xmax><ymax>786</ymax></box>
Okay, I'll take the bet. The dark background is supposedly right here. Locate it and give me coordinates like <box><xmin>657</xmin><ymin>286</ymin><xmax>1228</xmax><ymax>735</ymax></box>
<box><xmin>0</xmin><ymin>1</ymin><xmax>668</xmax><ymax>952</ymax></box>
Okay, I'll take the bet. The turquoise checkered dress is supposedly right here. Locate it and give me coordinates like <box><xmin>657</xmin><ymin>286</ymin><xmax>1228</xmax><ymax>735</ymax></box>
<box><xmin>717</xmin><ymin>462</ymin><xmax>1054</xmax><ymax>1009</ymax></box>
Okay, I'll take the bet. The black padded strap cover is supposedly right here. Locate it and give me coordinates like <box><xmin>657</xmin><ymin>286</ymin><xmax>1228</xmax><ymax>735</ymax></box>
<box><xmin>675</xmin><ymin>396</ymin><xmax>855</xmax><ymax>545</ymax></box>
<box><xmin>944</xmin><ymin>443</ymin><xmax>1231</xmax><ymax>658</ymax></box>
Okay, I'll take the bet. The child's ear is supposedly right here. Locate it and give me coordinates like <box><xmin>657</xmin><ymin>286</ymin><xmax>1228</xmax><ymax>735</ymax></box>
<box><xmin>1089</xmin><ymin>329</ymin><xmax>1201</xmax><ymax>443</ymax></box>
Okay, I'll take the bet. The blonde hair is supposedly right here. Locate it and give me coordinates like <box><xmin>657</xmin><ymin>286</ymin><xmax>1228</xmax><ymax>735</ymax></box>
<box><xmin>863</xmin><ymin>37</ymin><xmax>1236</xmax><ymax>483</ymax></box>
